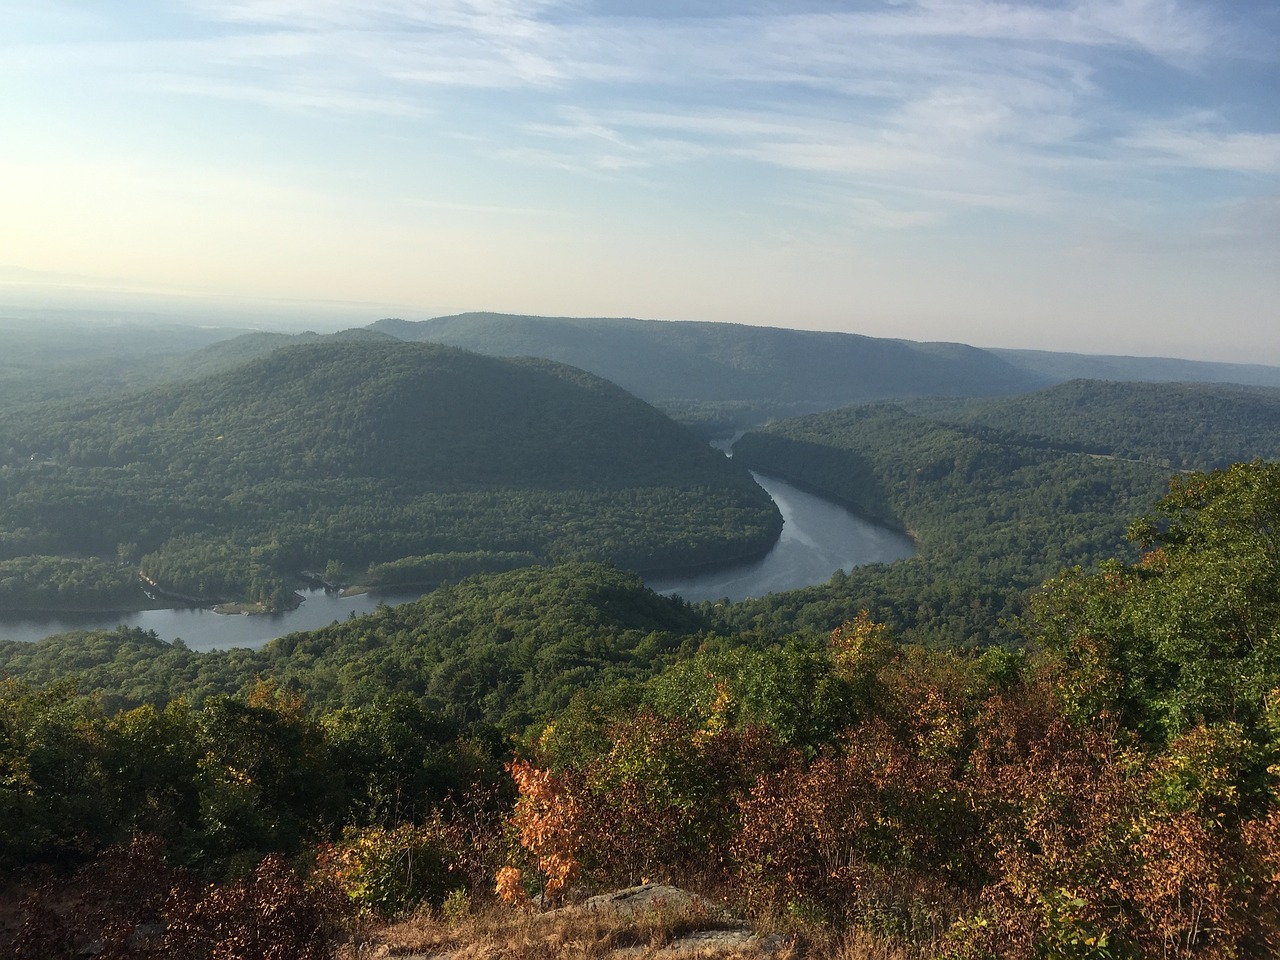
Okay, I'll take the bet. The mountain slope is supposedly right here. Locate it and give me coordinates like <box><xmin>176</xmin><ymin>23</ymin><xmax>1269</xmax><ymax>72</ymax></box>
<box><xmin>0</xmin><ymin>339</ymin><xmax>780</xmax><ymax>608</ymax></box>
<box><xmin>371</xmin><ymin>313</ymin><xmax>1047</xmax><ymax>431</ymax></box>
<box><xmin>907</xmin><ymin>379</ymin><xmax>1280</xmax><ymax>469</ymax></box>
<box><xmin>727</xmin><ymin>379</ymin><xmax>1280</xmax><ymax>645</ymax></box>
<box><xmin>0</xmin><ymin>562</ymin><xmax>710</xmax><ymax>726</ymax></box>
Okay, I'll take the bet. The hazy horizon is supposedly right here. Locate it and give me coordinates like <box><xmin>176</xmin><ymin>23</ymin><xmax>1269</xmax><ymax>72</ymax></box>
<box><xmin>6</xmin><ymin>298</ymin><xmax>1280</xmax><ymax>373</ymax></box>
<box><xmin>4</xmin><ymin>1</ymin><xmax>1277</xmax><ymax>365</ymax></box>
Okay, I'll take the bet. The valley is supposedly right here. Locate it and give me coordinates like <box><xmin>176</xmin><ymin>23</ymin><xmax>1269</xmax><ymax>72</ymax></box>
<box><xmin>3</xmin><ymin>314</ymin><xmax>1280</xmax><ymax>959</ymax></box>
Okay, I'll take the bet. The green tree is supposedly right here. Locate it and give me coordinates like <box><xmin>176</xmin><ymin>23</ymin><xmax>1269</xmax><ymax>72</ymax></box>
<box><xmin>1031</xmin><ymin>460</ymin><xmax>1280</xmax><ymax>748</ymax></box>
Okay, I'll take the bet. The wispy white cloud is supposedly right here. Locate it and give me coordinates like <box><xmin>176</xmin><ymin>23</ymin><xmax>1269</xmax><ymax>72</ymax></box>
<box><xmin>152</xmin><ymin>74</ymin><xmax>428</xmax><ymax>117</ymax></box>
<box><xmin>164</xmin><ymin>1</ymin><xmax>1225</xmax><ymax>94</ymax></box>
<box><xmin>184</xmin><ymin>0</ymin><xmax>572</xmax><ymax>32</ymax></box>
<box><xmin>12</xmin><ymin>1</ymin><xmax>1277</xmax><ymax>230</ymax></box>
<box><xmin>1120</xmin><ymin>115</ymin><xmax>1280</xmax><ymax>173</ymax></box>
<box><xmin>862</xmin><ymin>0</ymin><xmax>1214</xmax><ymax>60</ymax></box>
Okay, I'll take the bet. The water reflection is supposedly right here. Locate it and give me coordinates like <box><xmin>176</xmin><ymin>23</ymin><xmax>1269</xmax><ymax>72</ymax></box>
<box><xmin>0</xmin><ymin>475</ymin><xmax>912</xmax><ymax>649</ymax></box>
<box><xmin>0</xmin><ymin>588</ymin><xmax>424</xmax><ymax>652</ymax></box>
<box><xmin>646</xmin><ymin>472</ymin><xmax>913</xmax><ymax>603</ymax></box>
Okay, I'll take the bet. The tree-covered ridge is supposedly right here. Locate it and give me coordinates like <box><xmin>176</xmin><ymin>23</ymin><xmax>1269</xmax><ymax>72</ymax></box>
<box><xmin>725</xmin><ymin>381</ymin><xmax>1280</xmax><ymax>646</ymax></box>
<box><xmin>4</xmin><ymin>464</ymin><xmax>1280</xmax><ymax>958</ymax></box>
<box><xmin>991</xmin><ymin>346</ymin><xmax>1280</xmax><ymax>390</ymax></box>
<box><xmin>372</xmin><ymin>312</ymin><xmax>1046</xmax><ymax>432</ymax></box>
<box><xmin>0</xmin><ymin>563</ymin><xmax>713</xmax><ymax>729</ymax></box>
<box><xmin>257</xmin><ymin>562</ymin><xmax>712</xmax><ymax>729</ymax></box>
<box><xmin>726</xmin><ymin>402</ymin><xmax>1171</xmax><ymax>645</ymax></box>
<box><xmin>0</xmin><ymin>319</ymin><xmax>392</xmax><ymax>409</ymax></box>
<box><xmin>0</xmin><ymin>317</ymin><xmax>257</xmax><ymax>407</ymax></box>
<box><xmin>0</xmin><ymin>339</ymin><xmax>780</xmax><ymax>607</ymax></box>
<box><xmin>908</xmin><ymin>379</ymin><xmax>1280</xmax><ymax>469</ymax></box>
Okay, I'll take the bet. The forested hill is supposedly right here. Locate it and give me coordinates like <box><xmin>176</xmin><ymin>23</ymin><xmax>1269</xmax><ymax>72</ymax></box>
<box><xmin>370</xmin><ymin>313</ymin><xmax>1046</xmax><ymax>432</ymax></box>
<box><xmin>0</xmin><ymin>339</ymin><xmax>780</xmax><ymax>609</ymax></box>
<box><xmin>0</xmin><ymin>562</ymin><xmax>711</xmax><ymax>729</ymax></box>
<box><xmin>0</xmin><ymin>316</ymin><xmax>259</xmax><ymax>406</ymax></box>
<box><xmin>906</xmin><ymin>379</ymin><xmax>1280</xmax><ymax>469</ymax></box>
<box><xmin>727</xmin><ymin>380</ymin><xmax>1280</xmax><ymax>645</ymax></box>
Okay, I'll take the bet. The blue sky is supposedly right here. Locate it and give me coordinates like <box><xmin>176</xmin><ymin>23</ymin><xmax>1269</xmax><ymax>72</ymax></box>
<box><xmin>2</xmin><ymin>0</ymin><xmax>1277</xmax><ymax>363</ymax></box>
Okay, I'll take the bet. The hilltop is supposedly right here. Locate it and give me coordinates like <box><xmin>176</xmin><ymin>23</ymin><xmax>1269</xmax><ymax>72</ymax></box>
<box><xmin>728</xmin><ymin>378</ymin><xmax>1280</xmax><ymax>645</ymax></box>
<box><xmin>370</xmin><ymin>312</ymin><xmax>1045</xmax><ymax>432</ymax></box>
<box><xmin>0</xmin><ymin>338</ymin><xmax>780</xmax><ymax>609</ymax></box>
<box><xmin>7</xmin><ymin>314</ymin><xmax>1280</xmax><ymax>438</ymax></box>
<box><xmin>370</xmin><ymin>312</ymin><xmax>1280</xmax><ymax>434</ymax></box>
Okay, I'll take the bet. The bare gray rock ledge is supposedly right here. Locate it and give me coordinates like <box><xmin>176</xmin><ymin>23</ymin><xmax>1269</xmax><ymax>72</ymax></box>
<box><xmin>557</xmin><ymin>883</ymin><xmax>795</xmax><ymax>958</ymax></box>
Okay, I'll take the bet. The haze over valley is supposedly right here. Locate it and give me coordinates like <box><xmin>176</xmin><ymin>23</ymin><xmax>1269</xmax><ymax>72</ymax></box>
<box><xmin>3</xmin><ymin>0</ymin><xmax>1279</xmax><ymax>954</ymax></box>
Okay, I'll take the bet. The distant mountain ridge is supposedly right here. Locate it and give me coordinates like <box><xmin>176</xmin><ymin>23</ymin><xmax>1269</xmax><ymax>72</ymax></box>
<box><xmin>371</xmin><ymin>313</ymin><xmax>1280</xmax><ymax>432</ymax></box>
<box><xmin>9</xmin><ymin>314</ymin><xmax>1277</xmax><ymax>429</ymax></box>
<box><xmin>0</xmin><ymin>338</ymin><xmax>781</xmax><ymax>606</ymax></box>
<box><xmin>990</xmin><ymin>348</ymin><xmax>1280</xmax><ymax>389</ymax></box>
<box><xmin>370</xmin><ymin>313</ymin><xmax>1047</xmax><ymax>431</ymax></box>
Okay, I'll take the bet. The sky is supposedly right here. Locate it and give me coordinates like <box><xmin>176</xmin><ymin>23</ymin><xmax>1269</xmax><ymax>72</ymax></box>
<box><xmin>2</xmin><ymin>0</ymin><xmax>1277</xmax><ymax>363</ymax></box>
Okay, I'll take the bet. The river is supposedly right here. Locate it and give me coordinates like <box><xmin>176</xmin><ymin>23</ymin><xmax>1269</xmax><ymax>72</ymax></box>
<box><xmin>0</xmin><ymin>474</ymin><xmax>912</xmax><ymax>651</ymax></box>
<box><xmin>646</xmin><ymin>471</ymin><xmax>914</xmax><ymax>603</ymax></box>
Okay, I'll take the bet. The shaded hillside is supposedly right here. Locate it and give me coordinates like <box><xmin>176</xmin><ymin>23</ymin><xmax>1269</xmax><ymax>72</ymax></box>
<box><xmin>371</xmin><ymin>313</ymin><xmax>1046</xmax><ymax>432</ymax></box>
<box><xmin>992</xmin><ymin>346</ymin><xmax>1280</xmax><ymax>389</ymax></box>
<box><xmin>731</xmin><ymin>405</ymin><xmax>1171</xmax><ymax>645</ymax></box>
<box><xmin>727</xmin><ymin>380</ymin><xmax>1280</xmax><ymax>645</ymax></box>
<box><xmin>906</xmin><ymin>379</ymin><xmax>1280</xmax><ymax>469</ymax></box>
<box><xmin>0</xmin><ymin>340</ymin><xmax>780</xmax><ymax>608</ymax></box>
<box><xmin>0</xmin><ymin>321</ymin><xmax>393</xmax><ymax>408</ymax></box>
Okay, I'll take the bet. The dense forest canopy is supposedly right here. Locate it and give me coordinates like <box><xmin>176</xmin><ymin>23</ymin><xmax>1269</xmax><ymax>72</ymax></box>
<box><xmin>6</xmin><ymin>366</ymin><xmax>1280</xmax><ymax>727</ymax></box>
<box><xmin>3</xmin><ymin>462</ymin><xmax>1280</xmax><ymax>958</ymax></box>
<box><xmin>4</xmin><ymin>310</ymin><xmax>1280</xmax><ymax>955</ymax></box>
<box><xmin>727</xmin><ymin>380</ymin><xmax>1280</xmax><ymax>646</ymax></box>
<box><xmin>0</xmin><ymin>562</ymin><xmax>710</xmax><ymax>729</ymax></box>
<box><xmin>372</xmin><ymin>313</ymin><xmax>1280</xmax><ymax>434</ymax></box>
<box><xmin>0</xmin><ymin>338</ymin><xmax>780</xmax><ymax>609</ymax></box>
<box><xmin>372</xmin><ymin>312</ymin><xmax>1046</xmax><ymax>432</ymax></box>
<box><xmin>903</xmin><ymin>378</ymin><xmax>1280</xmax><ymax>469</ymax></box>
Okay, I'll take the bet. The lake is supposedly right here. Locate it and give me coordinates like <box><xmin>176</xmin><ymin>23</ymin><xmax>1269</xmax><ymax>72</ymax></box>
<box><xmin>0</xmin><ymin>588</ymin><xmax>427</xmax><ymax>652</ymax></box>
<box><xmin>0</xmin><ymin>473</ymin><xmax>912</xmax><ymax>651</ymax></box>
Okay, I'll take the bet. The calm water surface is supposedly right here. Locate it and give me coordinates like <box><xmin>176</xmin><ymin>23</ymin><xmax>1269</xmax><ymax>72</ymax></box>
<box><xmin>0</xmin><ymin>474</ymin><xmax>912</xmax><ymax>650</ymax></box>
<box><xmin>0</xmin><ymin>588</ymin><xmax>427</xmax><ymax>652</ymax></box>
<box><xmin>646</xmin><ymin>472</ymin><xmax>914</xmax><ymax>603</ymax></box>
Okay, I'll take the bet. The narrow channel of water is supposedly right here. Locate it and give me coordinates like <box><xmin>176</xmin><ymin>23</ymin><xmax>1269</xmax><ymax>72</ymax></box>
<box><xmin>0</xmin><ymin>474</ymin><xmax>912</xmax><ymax>650</ymax></box>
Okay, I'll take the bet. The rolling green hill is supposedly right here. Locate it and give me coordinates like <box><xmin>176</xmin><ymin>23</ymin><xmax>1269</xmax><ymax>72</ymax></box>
<box><xmin>0</xmin><ymin>339</ymin><xmax>780</xmax><ymax>609</ymax></box>
<box><xmin>903</xmin><ymin>378</ymin><xmax>1280</xmax><ymax>470</ymax></box>
<box><xmin>9</xmin><ymin>313</ymin><xmax>1280</xmax><ymax>437</ymax></box>
<box><xmin>370</xmin><ymin>313</ymin><xmax>1047</xmax><ymax>432</ymax></box>
<box><xmin>0</xmin><ymin>562</ymin><xmax>711</xmax><ymax>728</ymax></box>
<box><xmin>727</xmin><ymin>380</ymin><xmax>1280</xmax><ymax>645</ymax></box>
